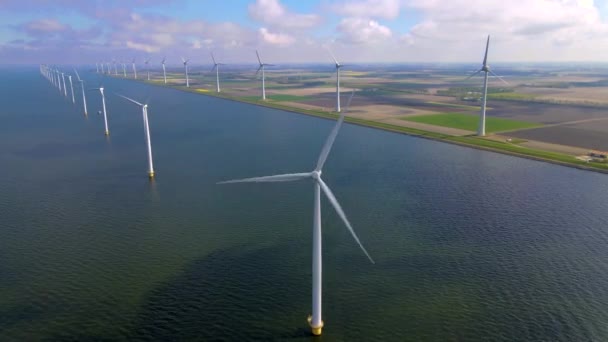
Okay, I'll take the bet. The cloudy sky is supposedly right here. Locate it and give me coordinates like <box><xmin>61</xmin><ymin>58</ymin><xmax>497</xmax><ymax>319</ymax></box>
<box><xmin>1</xmin><ymin>0</ymin><xmax>607</xmax><ymax>65</ymax></box>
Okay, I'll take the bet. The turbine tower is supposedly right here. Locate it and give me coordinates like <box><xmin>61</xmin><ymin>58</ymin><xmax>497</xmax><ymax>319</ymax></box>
<box><xmin>161</xmin><ymin>57</ymin><xmax>167</xmax><ymax>84</ymax></box>
<box><xmin>68</xmin><ymin>74</ymin><xmax>75</xmax><ymax>103</ymax></box>
<box><xmin>122</xmin><ymin>61</ymin><xmax>127</xmax><ymax>77</ymax></box>
<box><xmin>100</xmin><ymin>61</ymin><xmax>105</xmax><ymax>74</ymax></box>
<box><xmin>117</xmin><ymin>94</ymin><xmax>155</xmax><ymax>179</ymax></box>
<box><xmin>74</xmin><ymin>68</ymin><xmax>88</xmax><ymax>115</ymax></box>
<box><xmin>181</xmin><ymin>57</ymin><xmax>190</xmax><ymax>87</ymax></box>
<box><xmin>113</xmin><ymin>59</ymin><xmax>118</xmax><ymax>75</ymax></box>
<box><xmin>106</xmin><ymin>62</ymin><xmax>111</xmax><ymax>74</ymax></box>
<box><xmin>91</xmin><ymin>87</ymin><xmax>110</xmax><ymax>135</ymax></box>
<box><xmin>132</xmin><ymin>58</ymin><xmax>137</xmax><ymax>79</ymax></box>
<box><xmin>466</xmin><ymin>35</ymin><xmax>508</xmax><ymax>136</ymax></box>
<box><xmin>219</xmin><ymin>92</ymin><xmax>373</xmax><ymax>336</ymax></box>
<box><xmin>329</xmin><ymin>49</ymin><xmax>344</xmax><ymax>112</ymax></box>
<box><xmin>145</xmin><ymin>58</ymin><xmax>150</xmax><ymax>80</ymax></box>
<box><xmin>96</xmin><ymin>63</ymin><xmax>99</xmax><ymax>73</ymax></box>
<box><xmin>61</xmin><ymin>72</ymin><xmax>67</xmax><ymax>97</ymax></box>
<box><xmin>211</xmin><ymin>52</ymin><xmax>224</xmax><ymax>93</ymax></box>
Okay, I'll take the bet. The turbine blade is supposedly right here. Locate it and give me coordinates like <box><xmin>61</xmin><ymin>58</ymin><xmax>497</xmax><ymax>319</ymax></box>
<box><xmin>210</xmin><ymin>65</ymin><xmax>217</xmax><ymax>73</ymax></box>
<box><xmin>318</xmin><ymin>178</ymin><xmax>374</xmax><ymax>264</ymax></box>
<box><xmin>315</xmin><ymin>91</ymin><xmax>355</xmax><ymax>171</ymax></box>
<box><xmin>255</xmin><ymin>50</ymin><xmax>262</xmax><ymax>65</ymax></box>
<box><xmin>464</xmin><ymin>69</ymin><xmax>482</xmax><ymax>81</ymax></box>
<box><xmin>489</xmin><ymin>70</ymin><xmax>509</xmax><ymax>85</ymax></box>
<box><xmin>162</xmin><ymin>57</ymin><xmax>166</xmax><ymax>63</ymax></box>
<box><xmin>181</xmin><ymin>56</ymin><xmax>185</xmax><ymax>63</ymax></box>
<box><xmin>255</xmin><ymin>65</ymin><xmax>263</xmax><ymax>76</ymax></box>
<box><xmin>116</xmin><ymin>93</ymin><xmax>144</xmax><ymax>106</ymax></box>
<box><xmin>327</xmin><ymin>48</ymin><xmax>339</xmax><ymax>66</ymax></box>
<box><xmin>73</xmin><ymin>68</ymin><xmax>81</xmax><ymax>81</ymax></box>
<box><xmin>218</xmin><ymin>172</ymin><xmax>312</xmax><ymax>184</ymax></box>
<box><xmin>482</xmin><ymin>35</ymin><xmax>490</xmax><ymax>66</ymax></box>
<box><xmin>211</xmin><ymin>52</ymin><xmax>217</xmax><ymax>65</ymax></box>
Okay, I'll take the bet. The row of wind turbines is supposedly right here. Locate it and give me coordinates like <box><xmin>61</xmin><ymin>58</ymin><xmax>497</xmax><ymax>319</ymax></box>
<box><xmin>38</xmin><ymin>35</ymin><xmax>500</xmax><ymax>337</ymax></box>
<box><xmin>39</xmin><ymin>64</ymin><xmax>155</xmax><ymax>178</ymax></box>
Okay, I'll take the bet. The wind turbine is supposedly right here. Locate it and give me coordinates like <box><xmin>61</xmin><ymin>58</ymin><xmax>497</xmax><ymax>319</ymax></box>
<box><xmin>218</xmin><ymin>92</ymin><xmax>373</xmax><ymax>336</ymax></box>
<box><xmin>328</xmin><ymin>49</ymin><xmax>344</xmax><ymax>112</ymax></box>
<box><xmin>116</xmin><ymin>94</ymin><xmax>155</xmax><ymax>179</ymax></box>
<box><xmin>145</xmin><ymin>58</ymin><xmax>150</xmax><ymax>81</ymax></box>
<box><xmin>90</xmin><ymin>86</ymin><xmax>110</xmax><ymax>135</ymax></box>
<box><xmin>132</xmin><ymin>58</ymin><xmax>137</xmax><ymax>79</ymax></box>
<box><xmin>161</xmin><ymin>57</ymin><xmax>167</xmax><ymax>84</ymax></box>
<box><xmin>122</xmin><ymin>60</ymin><xmax>127</xmax><ymax>77</ymax></box>
<box><xmin>465</xmin><ymin>35</ymin><xmax>508</xmax><ymax>136</ymax></box>
<box><xmin>74</xmin><ymin>68</ymin><xmax>88</xmax><ymax>115</ymax></box>
<box><xmin>181</xmin><ymin>57</ymin><xmax>190</xmax><ymax>87</ymax></box>
<box><xmin>106</xmin><ymin>62</ymin><xmax>111</xmax><ymax>75</ymax></box>
<box><xmin>255</xmin><ymin>50</ymin><xmax>274</xmax><ymax>100</ymax></box>
<box><xmin>100</xmin><ymin>61</ymin><xmax>105</xmax><ymax>74</ymax></box>
<box><xmin>96</xmin><ymin>62</ymin><xmax>99</xmax><ymax>73</ymax></box>
<box><xmin>210</xmin><ymin>52</ymin><xmax>224</xmax><ymax>92</ymax></box>
<box><xmin>113</xmin><ymin>59</ymin><xmax>118</xmax><ymax>75</ymax></box>
<box><xmin>61</xmin><ymin>72</ymin><xmax>67</xmax><ymax>97</ymax></box>
<box><xmin>68</xmin><ymin>74</ymin><xmax>75</xmax><ymax>103</ymax></box>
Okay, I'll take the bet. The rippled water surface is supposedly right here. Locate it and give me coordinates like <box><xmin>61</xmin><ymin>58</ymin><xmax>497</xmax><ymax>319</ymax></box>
<box><xmin>1</xmin><ymin>67</ymin><xmax>608</xmax><ymax>341</ymax></box>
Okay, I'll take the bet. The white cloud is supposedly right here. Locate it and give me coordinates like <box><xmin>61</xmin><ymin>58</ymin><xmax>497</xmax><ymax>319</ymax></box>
<box><xmin>332</xmin><ymin>0</ymin><xmax>403</xmax><ymax>20</ymax></box>
<box><xmin>337</xmin><ymin>18</ymin><xmax>392</xmax><ymax>44</ymax></box>
<box><xmin>259</xmin><ymin>27</ymin><xmax>295</xmax><ymax>45</ymax></box>
<box><xmin>249</xmin><ymin>0</ymin><xmax>321</xmax><ymax>29</ymax></box>
<box><xmin>126</xmin><ymin>40</ymin><xmax>159</xmax><ymax>53</ymax></box>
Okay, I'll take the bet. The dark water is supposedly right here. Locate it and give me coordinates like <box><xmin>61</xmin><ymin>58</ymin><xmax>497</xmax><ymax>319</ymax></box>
<box><xmin>1</xmin><ymin>67</ymin><xmax>608</xmax><ymax>341</ymax></box>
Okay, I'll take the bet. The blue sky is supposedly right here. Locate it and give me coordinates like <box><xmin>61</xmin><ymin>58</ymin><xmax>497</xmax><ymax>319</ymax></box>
<box><xmin>1</xmin><ymin>0</ymin><xmax>607</xmax><ymax>64</ymax></box>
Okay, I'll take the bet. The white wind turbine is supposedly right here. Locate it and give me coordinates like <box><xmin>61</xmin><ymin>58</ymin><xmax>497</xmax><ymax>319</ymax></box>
<box><xmin>210</xmin><ymin>52</ymin><xmax>224</xmax><ymax>93</ymax></box>
<box><xmin>328</xmin><ymin>49</ymin><xmax>344</xmax><ymax>112</ymax></box>
<box><xmin>116</xmin><ymin>94</ymin><xmax>155</xmax><ymax>179</ymax></box>
<box><xmin>181</xmin><ymin>57</ymin><xmax>190</xmax><ymax>87</ymax></box>
<box><xmin>74</xmin><ymin>68</ymin><xmax>88</xmax><ymax>115</ymax></box>
<box><xmin>145</xmin><ymin>58</ymin><xmax>150</xmax><ymax>80</ymax></box>
<box><xmin>61</xmin><ymin>72</ymin><xmax>67</xmax><ymax>97</ymax></box>
<box><xmin>219</xmin><ymin>92</ymin><xmax>373</xmax><ymax>336</ymax></box>
<box><xmin>255</xmin><ymin>50</ymin><xmax>274</xmax><ymax>100</ymax></box>
<box><xmin>122</xmin><ymin>60</ymin><xmax>127</xmax><ymax>77</ymax></box>
<box><xmin>161</xmin><ymin>57</ymin><xmax>167</xmax><ymax>84</ymax></box>
<box><xmin>132</xmin><ymin>58</ymin><xmax>138</xmax><ymax>79</ymax></box>
<box><xmin>466</xmin><ymin>35</ymin><xmax>508</xmax><ymax>136</ymax></box>
<box><xmin>68</xmin><ymin>74</ymin><xmax>75</xmax><ymax>103</ymax></box>
<box><xmin>90</xmin><ymin>86</ymin><xmax>110</xmax><ymax>136</ymax></box>
<box><xmin>100</xmin><ymin>61</ymin><xmax>105</xmax><ymax>74</ymax></box>
<box><xmin>113</xmin><ymin>59</ymin><xmax>118</xmax><ymax>75</ymax></box>
<box><xmin>106</xmin><ymin>62</ymin><xmax>111</xmax><ymax>74</ymax></box>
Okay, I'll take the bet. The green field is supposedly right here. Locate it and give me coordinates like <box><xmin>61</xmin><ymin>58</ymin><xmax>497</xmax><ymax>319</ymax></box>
<box><xmin>241</xmin><ymin>94</ymin><xmax>311</xmax><ymax>102</ymax></box>
<box><xmin>401</xmin><ymin>113</ymin><xmax>541</xmax><ymax>133</ymax></box>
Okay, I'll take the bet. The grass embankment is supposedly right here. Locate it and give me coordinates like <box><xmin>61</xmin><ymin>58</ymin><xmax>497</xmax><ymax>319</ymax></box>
<box><xmin>402</xmin><ymin>113</ymin><xmax>541</xmax><ymax>133</ymax></box>
<box><xmin>241</xmin><ymin>94</ymin><xmax>312</xmax><ymax>102</ymax></box>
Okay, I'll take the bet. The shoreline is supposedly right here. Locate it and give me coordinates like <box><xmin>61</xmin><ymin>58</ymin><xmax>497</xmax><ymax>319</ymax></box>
<box><xmin>135</xmin><ymin>79</ymin><xmax>608</xmax><ymax>175</ymax></box>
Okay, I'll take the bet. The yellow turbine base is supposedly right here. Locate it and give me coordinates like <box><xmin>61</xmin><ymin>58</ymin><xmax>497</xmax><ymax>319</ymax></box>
<box><xmin>307</xmin><ymin>315</ymin><xmax>324</xmax><ymax>336</ymax></box>
<box><xmin>104</xmin><ymin>131</ymin><xmax>109</xmax><ymax>136</ymax></box>
<box><xmin>148</xmin><ymin>171</ymin><xmax>155</xmax><ymax>179</ymax></box>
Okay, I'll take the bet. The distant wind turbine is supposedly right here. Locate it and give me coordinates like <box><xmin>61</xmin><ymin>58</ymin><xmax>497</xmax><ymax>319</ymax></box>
<box><xmin>106</xmin><ymin>62</ymin><xmax>111</xmax><ymax>75</ymax></box>
<box><xmin>90</xmin><ymin>86</ymin><xmax>110</xmax><ymax>135</ymax></box>
<box><xmin>255</xmin><ymin>50</ymin><xmax>274</xmax><ymax>100</ymax></box>
<box><xmin>68</xmin><ymin>74</ymin><xmax>75</xmax><ymax>104</ymax></box>
<box><xmin>122</xmin><ymin>60</ymin><xmax>127</xmax><ymax>77</ymax></box>
<box><xmin>96</xmin><ymin>62</ymin><xmax>99</xmax><ymax>73</ymax></box>
<box><xmin>74</xmin><ymin>68</ymin><xmax>88</xmax><ymax>115</ymax></box>
<box><xmin>132</xmin><ymin>58</ymin><xmax>138</xmax><ymax>79</ymax></box>
<box><xmin>100</xmin><ymin>61</ymin><xmax>105</xmax><ymax>74</ymax></box>
<box><xmin>218</xmin><ymin>92</ymin><xmax>373</xmax><ymax>336</ymax></box>
<box><xmin>210</xmin><ymin>52</ymin><xmax>224</xmax><ymax>92</ymax></box>
<box><xmin>328</xmin><ymin>49</ymin><xmax>344</xmax><ymax>112</ymax></box>
<box><xmin>161</xmin><ymin>57</ymin><xmax>167</xmax><ymax>84</ymax></box>
<box><xmin>116</xmin><ymin>94</ymin><xmax>155</xmax><ymax>179</ymax></box>
<box><xmin>465</xmin><ymin>35</ymin><xmax>509</xmax><ymax>136</ymax></box>
<box><xmin>113</xmin><ymin>60</ymin><xmax>118</xmax><ymax>75</ymax></box>
<box><xmin>61</xmin><ymin>72</ymin><xmax>67</xmax><ymax>97</ymax></box>
<box><xmin>145</xmin><ymin>58</ymin><xmax>150</xmax><ymax>80</ymax></box>
<box><xmin>181</xmin><ymin>57</ymin><xmax>190</xmax><ymax>87</ymax></box>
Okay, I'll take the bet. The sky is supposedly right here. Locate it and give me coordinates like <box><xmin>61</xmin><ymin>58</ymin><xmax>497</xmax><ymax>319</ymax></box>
<box><xmin>1</xmin><ymin>0</ymin><xmax>608</xmax><ymax>65</ymax></box>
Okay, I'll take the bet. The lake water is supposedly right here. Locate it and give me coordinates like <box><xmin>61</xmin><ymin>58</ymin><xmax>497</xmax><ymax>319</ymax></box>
<box><xmin>1</xmin><ymin>67</ymin><xmax>608</xmax><ymax>341</ymax></box>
